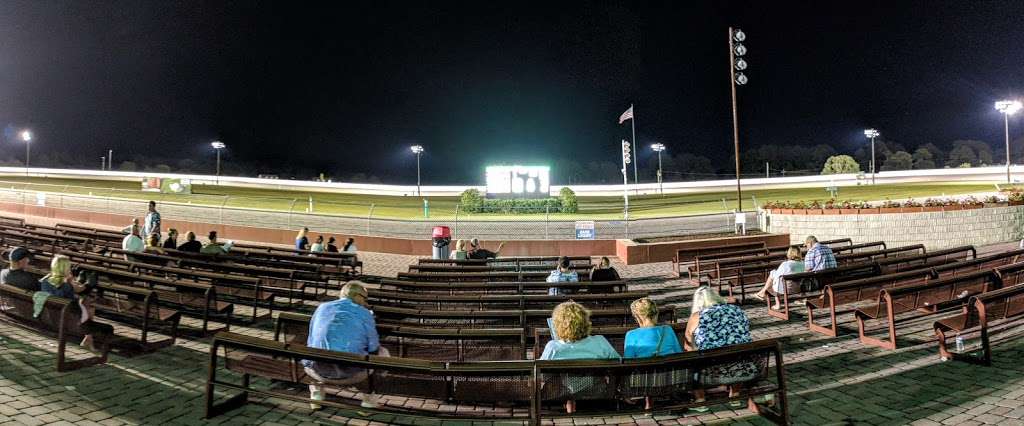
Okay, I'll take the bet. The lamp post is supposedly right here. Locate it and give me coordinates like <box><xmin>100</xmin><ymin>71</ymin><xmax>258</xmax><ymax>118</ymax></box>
<box><xmin>864</xmin><ymin>129</ymin><xmax>880</xmax><ymax>185</ymax></box>
<box><xmin>996</xmin><ymin>100</ymin><xmax>1023</xmax><ymax>184</ymax></box>
<box><xmin>19</xmin><ymin>130</ymin><xmax>32</xmax><ymax>168</ymax></box>
<box><xmin>650</xmin><ymin>143</ymin><xmax>665</xmax><ymax>195</ymax></box>
<box><xmin>211</xmin><ymin>141</ymin><xmax>226</xmax><ymax>184</ymax></box>
<box><xmin>410</xmin><ymin>145</ymin><xmax>424</xmax><ymax>196</ymax></box>
<box><xmin>728</xmin><ymin>27</ymin><xmax>748</xmax><ymax>213</ymax></box>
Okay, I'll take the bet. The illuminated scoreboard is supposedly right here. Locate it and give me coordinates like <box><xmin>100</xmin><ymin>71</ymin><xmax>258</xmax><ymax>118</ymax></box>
<box><xmin>485</xmin><ymin>166</ymin><xmax>550</xmax><ymax>198</ymax></box>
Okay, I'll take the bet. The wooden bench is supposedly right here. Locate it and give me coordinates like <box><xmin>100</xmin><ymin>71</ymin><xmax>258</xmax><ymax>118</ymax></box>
<box><xmin>690</xmin><ymin>247</ymin><xmax>771</xmax><ymax>282</ymax></box>
<box><xmin>376</xmin><ymin>278</ymin><xmax>627</xmax><ymax>294</ymax></box>
<box><xmin>854</xmin><ymin>270</ymin><xmax>1001</xmax><ymax>349</ymax></box>
<box><xmin>366</xmin><ymin>290</ymin><xmax>647</xmax><ymax>310</ymax></box>
<box><xmin>934</xmin><ymin>282</ymin><xmax>1024</xmax><ymax>365</ymax></box>
<box><xmin>721</xmin><ymin>261</ymin><xmax>786</xmax><ymax>305</ymax></box>
<box><xmin>205</xmin><ymin>332</ymin><xmax>789</xmax><ymax>425</ymax></box>
<box><xmin>407</xmin><ymin>263</ymin><xmax>592</xmax><ymax>273</ymax></box>
<box><xmin>274</xmin><ymin>311</ymin><xmax>528</xmax><ymax>361</ymax></box>
<box><xmin>831</xmin><ymin>241</ymin><xmax>886</xmax><ymax>255</ymax></box>
<box><xmin>834</xmin><ymin>244</ymin><xmax>926</xmax><ymax>265</ymax></box>
<box><xmin>368</xmin><ymin>304</ymin><xmax>675</xmax><ymax>335</ymax></box>
<box><xmin>417</xmin><ymin>256</ymin><xmax>593</xmax><ymax>268</ymax></box>
<box><xmin>806</xmin><ymin>269</ymin><xmax>936</xmax><ymax>337</ymax></box>
<box><xmin>232</xmin><ymin>242</ymin><xmax>362</xmax><ymax>272</ymax></box>
<box><xmin>0</xmin><ymin>215</ymin><xmax>26</xmax><ymax>227</ymax></box>
<box><xmin>672</xmin><ymin>241</ymin><xmax>766</xmax><ymax>278</ymax></box>
<box><xmin>397</xmin><ymin>270</ymin><xmax>561</xmax><ymax>282</ymax></box>
<box><xmin>0</xmin><ymin>284</ymin><xmax>111</xmax><ymax>371</ymax></box>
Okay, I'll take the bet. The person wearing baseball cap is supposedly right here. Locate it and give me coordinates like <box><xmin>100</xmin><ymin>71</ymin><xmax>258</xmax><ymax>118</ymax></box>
<box><xmin>1</xmin><ymin>247</ymin><xmax>40</xmax><ymax>292</ymax></box>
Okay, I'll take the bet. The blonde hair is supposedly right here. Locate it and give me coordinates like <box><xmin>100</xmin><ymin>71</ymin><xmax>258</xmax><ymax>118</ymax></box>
<box><xmin>47</xmin><ymin>254</ymin><xmax>72</xmax><ymax>286</ymax></box>
<box><xmin>296</xmin><ymin>227</ymin><xmax>308</xmax><ymax>240</ymax></box>
<box><xmin>552</xmin><ymin>301</ymin><xmax>592</xmax><ymax>342</ymax></box>
<box><xmin>454</xmin><ymin>239</ymin><xmax>466</xmax><ymax>251</ymax></box>
<box><xmin>147</xmin><ymin>233</ymin><xmax>160</xmax><ymax>247</ymax></box>
<box><xmin>630</xmin><ymin>298</ymin><xmax>659</xmax><ymax>323</ymax></box>
<box><xmin>691</xmin><ymin>286</ymin><xmax>728</xmax><ymax>316</ymax></box>
<box><xmin>786</xmin><ymin>246</ymin><xmax>802</xmax><ymax>261</ymax></box>
<box><xmin>340</xmin><ymin>280</ymin><xmax>368</xmax><ymax>300</ymax></box>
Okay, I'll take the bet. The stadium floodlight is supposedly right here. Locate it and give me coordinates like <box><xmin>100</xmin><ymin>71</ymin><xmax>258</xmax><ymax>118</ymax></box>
<box><xmin>410</xmin><ymin>145</ymin><xmax>424</xmax><ymax>196</ymax></box>
<box><xmin>728</xmin><ymin>27</ymin><xmax>749</xmax><ymax>216</ymax></box>
<box><xmin>19</xmin><ymin>130</ymin><xmax>32</xmax><ymax>169</ymax></box>
<box><xmin>651</xmin><ymin>143</ymin><xmax>666</xmax><ymax>195</ymax></box>
<box><xmin>211</xmin><ymin>141</ymin><xmax>226</xmax><ymax>184</ymax></box>
<box><xmin>996</xmin><ymin>100</ymin><xmax>1023</xmax><ymax>183</ymax></box>
<box><xmin>864</xmin><ymin>129</ymin><xmax>879</xmax><ymax>185</ymax></box>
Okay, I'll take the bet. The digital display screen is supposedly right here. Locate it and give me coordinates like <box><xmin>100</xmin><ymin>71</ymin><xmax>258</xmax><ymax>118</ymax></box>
<box><xmin>486</xmin><ymin>166</ymin><xmax>550</xmax><ymax>197</ymax></box>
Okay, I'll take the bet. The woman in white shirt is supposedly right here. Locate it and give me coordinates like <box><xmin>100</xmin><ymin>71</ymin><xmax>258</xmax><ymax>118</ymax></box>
<box><xmin>754</xmin><ymin>246</ymin><xmax>804</xmax><ymax>309</ymax></box>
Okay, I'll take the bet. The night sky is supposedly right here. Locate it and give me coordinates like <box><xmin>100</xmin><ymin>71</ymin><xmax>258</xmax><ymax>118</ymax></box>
<box><xmin>1</xmin><ymin>1</ymin><xmax>1022</xmax><ymax>183</ymax></box>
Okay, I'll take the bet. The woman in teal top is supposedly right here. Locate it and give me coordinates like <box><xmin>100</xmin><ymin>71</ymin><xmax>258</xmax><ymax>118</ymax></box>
<box><xmin>624</xmin><ymin>298</ymin><xmax>682</xmax><ymax>358</ymax></box>
<box><xmin>539</xmin><ymin>301</ymin><xmax>619</xmax><ymax>413</ymax></box>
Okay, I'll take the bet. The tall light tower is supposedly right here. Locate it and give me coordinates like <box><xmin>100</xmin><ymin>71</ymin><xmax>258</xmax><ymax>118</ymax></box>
<box><xmin>410</xmin><ymin>145</ymin><xmax>424</xmax><ymax>196</ymax></box>
<box><xmin>211</xmin><ymin>141</ymin><xmax>226</xmax><ymax>184</ymax></box>
<box><xmin>650</xmin><ymin>143</ymin><xmax>666</xmax><ymax>195</ymax></box>
<box><xmin>996</xmin><ymin>100</ymin><xmax>1022</xmax><ymax>184</ymax></box>
<box><xmin>864</xmin><ymin>129</ymin><xmax>880</xmax><ymax>185</ymax></box>
<box><xmin>19</xmin><ymin>130</ymin><xmax>32</xmax><ymax>168</ymax></box>
<box><xmin>728</xmin><ymin>27</ymin><xmax>748</xmax><ymax>212</ymax></box>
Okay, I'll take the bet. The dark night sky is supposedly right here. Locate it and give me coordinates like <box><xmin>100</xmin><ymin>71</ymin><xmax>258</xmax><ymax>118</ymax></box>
<box><xmin>0</xmin><ymin>1</ymin><xmax>1022</xmax><ymax>183</ymax></box>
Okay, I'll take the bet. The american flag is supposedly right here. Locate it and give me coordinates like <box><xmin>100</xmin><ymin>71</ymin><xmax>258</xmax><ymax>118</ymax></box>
<box><xmin>618</xmin><ymin>105</ymin><xmax>633</xmax><ymax>124</ymax></box>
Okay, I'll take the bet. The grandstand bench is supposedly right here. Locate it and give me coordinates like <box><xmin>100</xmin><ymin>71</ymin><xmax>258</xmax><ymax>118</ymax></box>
<box><xmin>933</xmin><ymin>283</ymin><xmax>1024</xmax><ymax>365</ymax></box>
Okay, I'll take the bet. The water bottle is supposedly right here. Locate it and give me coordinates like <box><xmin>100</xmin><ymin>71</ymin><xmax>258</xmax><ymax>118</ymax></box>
<box><xmin>955</xmin><ymin>335</ymin><xmax>964</xmax><ymax>352</ymax></box>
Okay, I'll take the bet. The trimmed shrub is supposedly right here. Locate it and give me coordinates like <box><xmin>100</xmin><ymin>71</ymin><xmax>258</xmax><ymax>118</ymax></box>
<box><xmin>559</xmin><ymin>187</ymin><xmax>578</xmax><ymax>213</ymax></box>
<box><xmin>459</xmin><ymin>189</ymin><xmax>484</xmax><ymax>212</ymax></box>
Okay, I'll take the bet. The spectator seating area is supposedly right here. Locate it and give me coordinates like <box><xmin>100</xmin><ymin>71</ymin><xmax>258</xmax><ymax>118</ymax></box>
<box><xmin>6</xmin><ymin>216</ymin><xmax>1024</xmax><ymax>425</ymax></box>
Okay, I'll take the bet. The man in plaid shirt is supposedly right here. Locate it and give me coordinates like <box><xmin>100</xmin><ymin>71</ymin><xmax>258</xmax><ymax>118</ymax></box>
<box><xmin>804</xmin><ymin>236</ymin><xmax>837</xmax><ymax>271</ymax></box>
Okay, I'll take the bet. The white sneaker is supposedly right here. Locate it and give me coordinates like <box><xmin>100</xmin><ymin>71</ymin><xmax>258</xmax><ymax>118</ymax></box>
<box><xmin>360</xmin><ymin>394</ymin><xmax>379</xmax><ymax>409</ymax></box>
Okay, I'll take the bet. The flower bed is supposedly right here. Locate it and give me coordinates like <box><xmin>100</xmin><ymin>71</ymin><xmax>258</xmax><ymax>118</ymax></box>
<box><xmin>763</xmin><ymin>196</ymin><xmax>1019</xmax><ymax>215</ymax></box>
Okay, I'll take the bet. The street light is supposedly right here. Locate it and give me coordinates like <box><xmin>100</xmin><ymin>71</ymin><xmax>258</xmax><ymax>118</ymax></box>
<box><xmin>863</xmin><ymin>129</ymin><xmax>880</xmax><ymax>185</ymax></box>
<box><xmin>995</xmin><ymin>100</ymin><xmax>1023</xmax><ymax>184</ymax></box>
<box><xmin>211</xmin><ymin>141</ymin><xmax>226</xmax><ymax>184</ymax></box>
<box><xmin>410</xmin><ymin>145</ymin><xmax>424</xmax><ymax>196</ymax></box>
<box><xmin>728</xmin><ymin>27</ymin><xmax>748</xmax><ymax>215</ymax></box>
<box><xmin>19</xmin><ymin>130</ymin><xmax>31</xmax><ymax>168</ymax></box>
<box><xmin>650</xmin><ymin>143</ymin><xmax>666</xmax><ymax>195</ymax></box>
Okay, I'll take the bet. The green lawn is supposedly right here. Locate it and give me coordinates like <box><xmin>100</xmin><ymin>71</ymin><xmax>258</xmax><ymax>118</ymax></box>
<box><xmin>0</xmin><ymin>176</ymin><xmax>998</xmax><ymax>220</ymax></box>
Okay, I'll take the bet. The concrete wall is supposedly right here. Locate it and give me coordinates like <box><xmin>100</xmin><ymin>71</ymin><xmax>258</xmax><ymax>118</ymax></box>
<box><xmin>765</xmin><ymin>206</ymin><xmax>1024</xmax><ymax>249</ymax></box>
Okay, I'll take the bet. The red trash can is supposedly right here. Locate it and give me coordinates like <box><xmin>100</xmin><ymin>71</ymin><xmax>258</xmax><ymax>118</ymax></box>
<box><xmin>431</xmin><ymin>226</ymin><xmax>451</xmax><ymax>259</ymax></box>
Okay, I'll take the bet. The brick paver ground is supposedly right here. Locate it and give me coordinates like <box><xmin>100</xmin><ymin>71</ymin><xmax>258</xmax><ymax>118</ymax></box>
<box><xmin>2</xmin><ymin>239</ymin><xmax>1024</xmax><ymax>425</ymax></box>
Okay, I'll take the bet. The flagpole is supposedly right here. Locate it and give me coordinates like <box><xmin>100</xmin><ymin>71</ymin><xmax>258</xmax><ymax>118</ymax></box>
<box><xmin>630</xmin><ymin>103</ymin><xmax>638</xmax><ymax>195</ymax></box>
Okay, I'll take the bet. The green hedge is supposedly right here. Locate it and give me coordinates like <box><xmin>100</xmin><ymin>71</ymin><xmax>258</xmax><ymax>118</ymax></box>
<box><xmin>459</xmin><ymin>189</ymin><xmax>566</xmax><ymax>214</ymax></box>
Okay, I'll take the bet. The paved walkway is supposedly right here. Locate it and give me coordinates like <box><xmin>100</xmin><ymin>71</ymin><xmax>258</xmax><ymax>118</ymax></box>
<box><xmin>1</xmin><ymin>245</ymin><xmax>1024</xmax><ymax>425</ymax></box>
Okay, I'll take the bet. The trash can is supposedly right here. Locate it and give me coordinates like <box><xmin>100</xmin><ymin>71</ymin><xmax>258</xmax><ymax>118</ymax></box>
<box><xmin>431</xmin><ymin>226</ymin><xmax>451</xmax><ymax>259</ymax></box>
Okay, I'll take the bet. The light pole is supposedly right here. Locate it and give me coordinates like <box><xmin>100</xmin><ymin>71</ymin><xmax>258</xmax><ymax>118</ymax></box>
<box><xmin>728</xmin><ymin>27</ymin><xmax>748</xmax><ymax>213</ymax></box>
<box><xmin>410</xmin><ymin>145</ymin><xmax>424</xmax><ymax>196</ymax></box>
<box><xmin>996</xmin><ymin>100</ymin><xmax>1022</xmax><ymax>184</ymax></box>
<box><xmin>19</xmin><ymin>130</ymin><xmax>32</xmax><ymax>168</ymax></box>
<box><xmin>864</xmin><ymin>129</ymin><xmax>879</xmax><ymax>185</ymax></box>
<box><xmin>650</xmin><ymin>143</ymin><xmax>665</xmax><ymax>195</ymax></box>
<box><xmin>211</xmin><ymin>141</ymin><xmax>226</xmax><ymax>184</ymax></box>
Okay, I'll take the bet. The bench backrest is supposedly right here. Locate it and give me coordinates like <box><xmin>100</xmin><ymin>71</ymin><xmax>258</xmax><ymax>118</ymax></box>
<box><xmin>826</xmin><ymin>269</ymin><xmax>936</xmax><ymax>307</ymax></box>
<box><xmin>832</xmin><ymin>241</ymin><xmax>886</xmax><ymax>255</ymax></box>
<box><xmin>377</xmin><ymin>278</ymin><xmax>625</xmax><ymax>294</ymax></box>
<box><xmin>367</xmin><ymin>290</ymin><xmax>645</xmax><ymax>310</ymax></box>
<box><xmin>967</xmin><ymin>283</ymin><xmax>1024</xmax><ymax>329</ymax></box>
<box><xmin>675</xmin><ymin>241</ymin><xmax>766</xmax><ymax>264</ymax></box>
<box><xmin>0</xmin><ymin>283</ymin><xmax>87</xmax><ymax>338</ymax></box>
<box><xmin>934</xmin><ymin>249</ymin><xmax>1024</xmax><ymax>279</ymax></box>
<box><xmin>884</xmin><ymin>270</ymin><xmax>1000</xmax><ymax>315</ymax></box>
<box><xmin>876</xmin><ymin>245</ymin><xmax>976</xmax><ymax>273</ymax></box>
<box><xmin>533</xmin><ymin>323</ymin><xmax>687</xmax><ymax>358</ymax></box>
<box><xmin>836</xmin><ymin>244</ymin><xmax>926</xmax><ymax>264</ymax></box>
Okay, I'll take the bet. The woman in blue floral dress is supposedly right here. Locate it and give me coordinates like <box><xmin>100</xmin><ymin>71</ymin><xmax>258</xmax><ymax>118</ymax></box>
<box><xmin>684</xmin><ymin>286</ymin><xmax>760</xmax><ymax>409</ymax></box>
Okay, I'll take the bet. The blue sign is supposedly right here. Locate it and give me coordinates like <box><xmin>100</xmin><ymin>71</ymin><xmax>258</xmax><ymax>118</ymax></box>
<box><xmin>575</xmin><ymin>221</ymin><xmax>595</xmax><ymax>240</ymax></box>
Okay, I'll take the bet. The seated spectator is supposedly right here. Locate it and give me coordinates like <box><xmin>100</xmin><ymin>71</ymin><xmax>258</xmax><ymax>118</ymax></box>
<box><xmin>343</xmin><ymin>237</ymin><xmax>357</xmax><ymax>252</ymax></box>
<box><xmin>589</xmin><ymin>256</ymin><xmax>621</xmax><ymax>281</ymax></box>
<box><xmin>144</xmin><ymin>233</ymin><xmax>166</xmax><ymax>255</ymax></box>
<box><xmin>804</xmin><ymin>235</ymin><xmax>837</xmax><ymax>272</ymax></box>
<box><xmin>755</xmin><ymin>247</ymin><xmax>804</xmax><ymax>309</ymax></box>
<box><xmin>539</xmin><ymin>301</ymin><xmax>620</xmax><ymax>413</ymax></box>
<box><xmin>624</xmin><ymin>297</ymin><xmax>683</xmax><ymax>409</ymax></box>
<box><xmin>295</xmin><ymin>227</ymin><xmax>310</xmax><ymax>251</ymax></box>
<box><xmin>39</xmin><ymin>255</ymin><xmax>113</xmax><ymax>352</ymax></box>
<box><xmin>302</xmin><ymin>281</ymin><xmax>390</xmax><ymax>410</ymax></box>
<box><xmin>326</xmin><ymin>237</ymin><xmax>339</xmax><ymax>253</ymax></box>
<box><xmin>450</xmin><ymin>239</ymin><xmax>468</xmax><ymax>260</ymax></box>
<box><xmin>122</xmin><ymin>225</ymin><xmax>144</xmax><ymax>254</ymax></box>
<box><xmin>467</xmin><ymin>238</ymin><xmax>504</xmax><ymax>259</ymax></box>
<box><xmin>162</xmin><ymin>229</ymin><xmax>178</xmax><ymax>250</ymax></box>
<box><xmin>177</xmin><ymin>231</ymin><xmax>202</xmax><ymax>253</ymax></box>
<box><xmin>1</xmin><ymin>247</ymin><xmax>40</xmax><ymax>292</ymax></box>
<box><xmin>624</xmin><ymin>298</ymin><xmax>681</xmax><ymax>358</ymax></box>
<box><xmin>121</xmin><ymin>217</ymin><xmax>139</xmax><ymax>235</ymax></box>
<box><xmin>310</xmin><ymin>235</ymin><xmax>325</xmax><ymax>253</ymax></box>
<box><xmin>684</xmin><ymin>286</ymin><xmax>756</xmax><ymax>411</ymax></box>
<box><xmin>200</xmin><ymin>231</ymin><xmax>233</xmax><ymax>255</ymax></box>
<box><xmin>547</xmin><ymin>256</ymin><xmax>579</xmax><ymax>296</ymax></box>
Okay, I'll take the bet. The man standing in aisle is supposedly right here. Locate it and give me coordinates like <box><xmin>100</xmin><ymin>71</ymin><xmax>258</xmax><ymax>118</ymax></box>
<box><xmin>143</xmin><ymin>201</ymin><xmax>162</xmax><ymax>241</ymax></box>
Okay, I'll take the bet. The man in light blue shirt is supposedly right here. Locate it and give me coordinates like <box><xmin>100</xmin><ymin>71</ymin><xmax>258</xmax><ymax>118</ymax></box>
<box><xmin>302</xmin><ymin>281</ymin><xmax>389</xmax><ymax>410</ymax></box>
<box><xmin>143</xmin><ymin>201</ymin><xmax>161</xmax><ymax>240</ymax></box>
